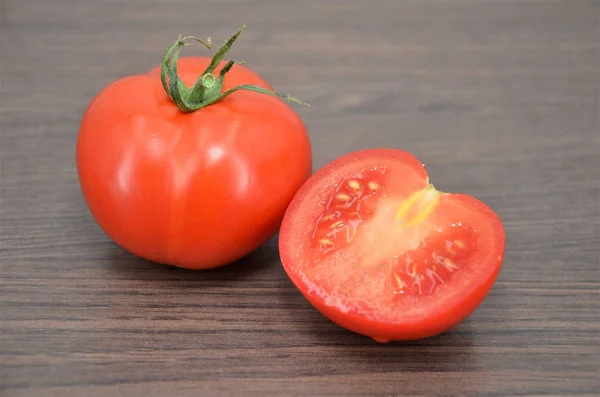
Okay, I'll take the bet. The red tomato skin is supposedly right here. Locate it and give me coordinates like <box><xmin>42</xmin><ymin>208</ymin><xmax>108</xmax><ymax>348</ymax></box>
<box><xmin>77</xmin><ymin>57</ymin><xmax>312</xmax><ymax>269</ymax></box>
<box><xmin>279</xmin><ymin>149</ymin><xmax>505</xmax><ymax>342</ymax></box>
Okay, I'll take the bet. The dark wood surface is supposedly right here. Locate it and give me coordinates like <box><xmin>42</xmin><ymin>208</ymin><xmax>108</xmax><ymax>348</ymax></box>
<box><xmin>1</xmin><ymin>0</ymin><xmax>599</xmax><ymax>396</ymax></box>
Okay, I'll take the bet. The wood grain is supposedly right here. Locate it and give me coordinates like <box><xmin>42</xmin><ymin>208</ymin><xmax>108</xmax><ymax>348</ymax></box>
<box><xmin>1</xmin><ymin>0</ymin><xmax>599</xmax><ymax>396</ymax></box>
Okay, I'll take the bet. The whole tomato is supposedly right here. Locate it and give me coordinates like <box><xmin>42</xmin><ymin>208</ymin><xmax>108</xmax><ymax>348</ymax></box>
<box><xmin>76</xmin><ymin>26</ymin><xmax>312</xmax><ymax>269</ymax></box>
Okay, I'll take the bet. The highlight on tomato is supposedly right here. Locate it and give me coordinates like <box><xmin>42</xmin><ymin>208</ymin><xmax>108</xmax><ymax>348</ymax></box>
<box><xmin>77</xmin><ymin>26</ymin><xmax>312</xmax><ymax>269</ymax></box>
<box><xmin>278</xmin><ymin>149</ymin><xmax>505</xmax><ymax>342</ymax></box>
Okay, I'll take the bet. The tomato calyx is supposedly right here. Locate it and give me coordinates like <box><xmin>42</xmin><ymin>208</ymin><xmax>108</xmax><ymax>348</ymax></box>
<box><xmin>160</xmin><ymin>25</ymin><xmax>309</xmax><ymax>113</ymax></box>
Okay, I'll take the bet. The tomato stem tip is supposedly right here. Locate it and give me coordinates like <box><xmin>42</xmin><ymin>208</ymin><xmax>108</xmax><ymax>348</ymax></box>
<box><xmin>395</xmin><ymin>185</ymin><xmax>441</xmax><ymax>227</ymax></box>
<box><xmin>160</xmin><ymin>25</ymin><xmax>309</xmax><ymax>113</ymax></box>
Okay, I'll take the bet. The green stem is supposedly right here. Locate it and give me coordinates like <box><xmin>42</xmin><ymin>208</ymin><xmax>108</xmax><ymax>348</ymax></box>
<box><xmin>160</xmin><ymin>25</ymin><xmax>308</xmax><ymax>113</ymax></box>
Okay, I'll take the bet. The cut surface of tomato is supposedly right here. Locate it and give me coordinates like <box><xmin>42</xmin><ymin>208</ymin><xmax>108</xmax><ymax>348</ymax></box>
<box><xmin>279</xmin><ymin>149</ymin><xmax>505</xmax><ymax>342</ymax></box>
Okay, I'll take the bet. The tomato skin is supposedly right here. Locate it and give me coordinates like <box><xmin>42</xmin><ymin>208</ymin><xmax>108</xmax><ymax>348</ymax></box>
<box><xmin>279</xmin><ymin>149</ymin><xmax>505</xmax><ymax>342</ymax></box>
<box><xmin>77</xmin><ymin>57</ymin><xmax>312</xmax><ymax>269</ymax></box>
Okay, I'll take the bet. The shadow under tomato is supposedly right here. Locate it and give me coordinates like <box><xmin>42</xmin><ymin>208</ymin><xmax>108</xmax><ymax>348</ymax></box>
<box><xmin>339</xmin><ymin>326</ymin><xmax>477</xmax><ymax>372</ymax></box>
<box><xmin>278</xmin><ymin>278</ymin><xmax>476</xmax><ymax>372</ymax></box>
<box><xmin>103</xmin><ymin>235</ymin><xmax>282</xmax><ymax>286</ymax></box>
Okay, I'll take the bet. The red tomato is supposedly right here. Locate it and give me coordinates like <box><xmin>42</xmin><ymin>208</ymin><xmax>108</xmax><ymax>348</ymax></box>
<box><xmin>77</xmin><ymin>27</ymin><xmax>312</xmax><ymax>269</ymax></box>
<box><xmin>279</xmin><ymin>149</ymin><xmax>505</xmax><ymax>341</ymax></box>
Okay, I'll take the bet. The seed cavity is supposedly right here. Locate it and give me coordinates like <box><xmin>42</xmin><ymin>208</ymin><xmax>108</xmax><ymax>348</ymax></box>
<box><xmin>311</xmin><ymin>168</ymin><xmax>389</xmax><ymax>261</ymax></box>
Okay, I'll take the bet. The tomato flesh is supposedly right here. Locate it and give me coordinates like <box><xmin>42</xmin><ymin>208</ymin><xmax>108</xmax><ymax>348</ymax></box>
<box><xmin>279</xmin><ymin>149</ymin><xmax>505</xmax><ymax>342</ymax></box>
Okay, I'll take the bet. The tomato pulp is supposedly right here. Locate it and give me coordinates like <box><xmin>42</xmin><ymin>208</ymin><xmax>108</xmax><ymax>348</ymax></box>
<box><xmin>279</xmin><ymin>149</ymin><xmax>505</xmax><ymax>341</ymax></box>
<box><xmin>77</xmin><ymin>27</ymin><xmax>312</xmax><ymax>269</ymax></box>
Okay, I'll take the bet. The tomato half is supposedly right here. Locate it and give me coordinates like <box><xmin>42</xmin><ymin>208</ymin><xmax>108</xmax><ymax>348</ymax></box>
<box><xmin>279</xmin><ymin>149</ymin><xmax>505</xmax><ymax>341</ymax></box>
<box><xmin>77</xmin><ymin>28</ymin><xmax>312</xmax><ymax>269</ymax></box>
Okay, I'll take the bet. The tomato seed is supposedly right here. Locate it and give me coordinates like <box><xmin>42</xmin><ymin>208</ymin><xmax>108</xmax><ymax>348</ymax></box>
<box><xmin>443</xmin><ymin>258</ymin><xmax>458</xmax><ymax>271</ymax></box>
<box><xmin>347</xmin><ymin>180</ymin><xmax>361</xmax><ymax>191</ymax></box>
<box><xmin>319</xmin><ymin>238</ymin><xmax>335</xmax><ymax>247</ymax></box>
<box><xmin>367</xmin><ymin>181</ymin><xmax>380</xmax><ymax>191</ymax></box>
<box><xmin>335</xmin><ymin>193</ymin><xmax>352</xmax><ymax>202</ymax></box>
<box><xmin>392</xmin><ymin>273</ymin><xmax>407</xmax><ymax>295</ymax></box>
<box><xmin>330</xmin><ymin>220</ymin><xmax>345</xmax><ymax>229</ymax></box>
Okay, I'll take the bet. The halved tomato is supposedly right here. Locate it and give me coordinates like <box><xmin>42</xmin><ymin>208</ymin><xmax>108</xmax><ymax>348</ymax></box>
<box><xmin>279</xmin><ymin>149</ymin><xmax>505</xmax><ymax>342</ymax></box>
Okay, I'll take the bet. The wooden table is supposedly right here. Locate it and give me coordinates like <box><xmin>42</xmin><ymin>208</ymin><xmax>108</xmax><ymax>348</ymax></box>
<box><xmin>2</xmin><ymin>1</ymin><xmax>598</xmax><ymax>396</ymax></box>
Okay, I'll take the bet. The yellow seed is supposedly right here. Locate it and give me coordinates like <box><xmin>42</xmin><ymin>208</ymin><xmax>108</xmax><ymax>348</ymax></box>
<box><xmin>336</xmin><ymin>193</ymin><xmax>352</xmax><ymax>201</ymax></box>
<box><xmin>446</xmin><ymin>243</ymin><xmax>456</xmax><ymax>255</ymax></box>
<box><xmin>454</xmin><ymin>240</ymin><xmax>465</xmax><ymax>249</ymax></box>
<box><xmin>319</xmin><ymin>238</ymin><xmax>335</xmax><ymax>246</ymax></box>
<box><xmin>368</xmin><ymin>181</ymin><xmax>380</xmax><ymax>191</ymax></box>
<box><xmin>348</xmin><ymin>179</ymin><xmax>361</xmax><ymax>190</ymax></box>
<box><xmin>393</xmin><ymin>273</ymin><xmax>406</xmax><ymax>289</ymax></box>
<box><xmin>330</xmin><ymin>220</ymin><xmax>345</xmax><ymax>229</ymax></box>
<box><xmin>443</xmin><ymin>258</ymin><xmax>458</xmax><ymax>271</ymax></box>
<box><xmin>410</xmin><ymin>264</ymin><xmax>418</xmax><ymax>277</ymax></box>
<box><xmin>321</xmin><ymin>213</ymin><xmax>335</xmax><ymax>221</ymax></box>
